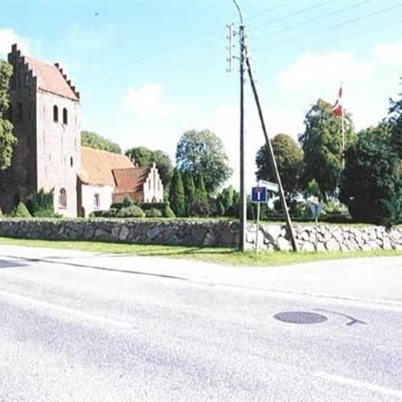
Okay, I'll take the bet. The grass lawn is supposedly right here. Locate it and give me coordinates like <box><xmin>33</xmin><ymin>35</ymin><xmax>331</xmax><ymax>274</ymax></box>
<box><xmin>1</xmin><ymin>236</ymin><xmax>402</xmax><ymax>267</ymax></box>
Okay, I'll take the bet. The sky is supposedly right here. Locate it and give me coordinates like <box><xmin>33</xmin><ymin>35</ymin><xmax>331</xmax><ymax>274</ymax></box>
<box><xmin>1</xmin><ymin>0</ymin><xmax>402</xmax><ymax>191</ymax></box>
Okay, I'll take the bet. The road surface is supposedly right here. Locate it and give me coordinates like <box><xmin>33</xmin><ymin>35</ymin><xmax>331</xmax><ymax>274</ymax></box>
<box><xmin>0</xmin><ymin>247</ymin><xmax>401</xmax><ymax>401</ymax></box>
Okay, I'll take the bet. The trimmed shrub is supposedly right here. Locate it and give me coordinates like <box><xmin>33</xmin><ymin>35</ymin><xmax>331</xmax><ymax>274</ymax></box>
<box><xmin>12</xmin><ymin>202</ymin><xmax>32</xmax><ymax>218</ymax></box>
<box><xmin>122</xmin><ymin>196</ymin><xmax>134</xmax><ymax>208</ymax></box>
<box><xmin>188</xmin><ymin>201</ymin><xmax>210</xmax><ymax>217</ymax></box>
<box><xmin>116</xmin><ymin>205</ymin><xmax>145</xmax><ymax>218</ymax></box>
<box><xmin>140</xmin><ymin>202</ymin><xmax>167</xmax><ymax>211</ymax></box>
<box><xmin>145</xmin><ymin>208</ymin><xmax>163</xmax><ymax>218</ymax></box>
<box><xmin>26</xmin><ymin>188</ymin><xmax>57</xmax><ymax>217</ymax></box>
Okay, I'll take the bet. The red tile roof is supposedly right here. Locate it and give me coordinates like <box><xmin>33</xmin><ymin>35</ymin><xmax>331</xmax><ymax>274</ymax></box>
<box><xmin>80</xmin><ymin>147</ymin><xmax>134</xmax><ymax>186</ymax></box>
<box><xmin>113</xmin><ymin>167</ymin><xmax>150</xmax><ymax>195</ymax></box>
<box><xmin>24</xmin><ymin>56</ymin><xmax>79</xmax><ymax>101</ymax></box>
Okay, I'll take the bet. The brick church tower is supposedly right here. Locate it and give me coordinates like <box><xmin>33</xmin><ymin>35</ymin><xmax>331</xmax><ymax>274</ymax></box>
<box><xmin>0</xmin><ymin>44</ymin><xmax>81</xmax><ymax>216</ymax></box>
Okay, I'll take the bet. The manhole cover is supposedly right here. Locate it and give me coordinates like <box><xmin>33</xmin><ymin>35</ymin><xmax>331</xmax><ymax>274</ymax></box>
<box><xmin>273</xmin><ymin>311</ymin><xmax>327</xmax><ymax>324</ymax></box>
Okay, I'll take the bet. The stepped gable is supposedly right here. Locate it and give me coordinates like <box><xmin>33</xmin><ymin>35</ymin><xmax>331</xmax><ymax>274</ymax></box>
<box><xmin>80</xmin><ymin>146</ymin><xmax>134</xmax><ymax>186</ymax></box>
<box><xmin>11</xmin><ymin>43</ymin><xmax>80</xmax><ymax>101</ymax></box>
<box><xmin>112</xmin><ymin>166</ymin><xmax>150</xmax><ymax>195</ymax></box>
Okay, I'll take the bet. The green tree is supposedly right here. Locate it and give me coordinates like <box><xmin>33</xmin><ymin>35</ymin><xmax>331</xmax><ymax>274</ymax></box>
<box><xmin>182</xmin><ymin>170</ymin><xmax>196</xmax><ymax>214</ymax></box>
<box><xmin>389</xmin><ymin>79</ymin><xmax>402</xmax><ymax>158</ymax></box>
<box><xmin>125</xmin><ymin>146</ymin><xmax>173</xmax><ymax>189</ymax></box>
<box><xmin>339</xmin><ymin>125</ymin><xmax>402</xmax><ymax>228</ymax></box>
<box><xmin>175</xmin><ymin>129</ymin><xmax>233</xmax><ymax>194</ymax></box>
<box><xmin>299</xmin><ymin>99</ymin><xmax>354</xmax><ymax>199</ymax></box>
<box><xmin>152</xmin><ymin>150</ymin><xmax>174</xmax><ymax>190</ymax></box>
<box><xmin>169</xmin><ymin>168</ymin><xmax>185</xmax><ymax>217</ymax></box>
<box><xmin>125</xmin><ymin>146</ymin><xmax>152</xmax><ymax>165</ymax></box>
<box><xmin>217</xmin><ymin>185</ymin><xmax>235</xmax><ymax>216</ymax></box>
<box><xmin>194</xmin><ymin>171</ymin><xmax>208</xmax><ymax>204</ymax></box>
<box><xmin>81</xmin><ymin>131</ymin><xmax>121</xmax><ymax>154</ymax></box>
<box><xmin>0</xmin><ymin>60</ymin><xmax>17</xmax><ymax>170</ymax></box>
<box><xmin>26</xmin><ymin>188</ymin><xmax>55</xmax><ymax>217</ymax></box>
<box><xmin>255</xmin><ymin>133</ymin><xmax>304</xmax><ymax>196</ymax></box>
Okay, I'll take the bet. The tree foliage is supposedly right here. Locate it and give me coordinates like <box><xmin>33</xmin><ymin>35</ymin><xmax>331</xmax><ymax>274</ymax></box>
<box><xmin>299</xmin><ymin>99</ymin><xmax>354</xmax><ymax>199</ymax></box>
<box><xmin>175</xmin><ymin>129</ymin><xmax>233</xmax><ymax>194</ymax></box>
<box><xmin>0</xmin><ymin>60</ymin><xmax>17</xmax><ymax>170</ymax></box>
<box><xmin>81</xmin><ymin>131</ymin><xmax>121</xmax><ymax>154</ymax></box>
<box><xmin>26</xmin><ymin>188</ymin><xmax>56</xmax><ymax>217</ymax></box>
<box><xmin>255</xmin><ymin>133</ymin><xmax>304</xmax><ymax>196</ymax></box>
<box><xmin>182</xmin><ymin>170</ymin><xmax>196</xmax><ymax>213</ymax></box>
<box><xmin>339</xmin><ymin>125</ymin><xmax>402</xmax><ymax>228</ymax></box>
<box><xmin>125</xmin><ymin>146</ymin><xmax>152</xmax><ymax>165</ymax></box>
<box><xmin>389</xmin><ymin>79</ymin><xmax>402</xmax><ymax>158</ymax></box>
<box><xmin>218</xmin><ymin>185</ymin><xmax>235</xmax><ymax>215</ymax></box>
<box><xmin>169</xmin><ymin>168</ymin><xmax>185</xmax><ymax>217</ymax></box>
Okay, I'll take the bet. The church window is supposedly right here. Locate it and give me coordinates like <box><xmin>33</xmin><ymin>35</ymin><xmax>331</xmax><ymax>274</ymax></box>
<box><xmin>94</xmin><ymin>193</ymin><xmax>100</xmax><ymax>209</ymax></box>
<box><xmin>59</xmin><ymin>188</ymin><xmax>67</xmax><ymax>208</ymax></box>
<box><xmin>53</xmin><ymin>105</ymin><xmax>59</xmax><ymax>122</ymax></box>
<box><xmin>70</xmin><ymin>157</ymin><xmax>73</xmax><ymax>167</ymax></box>
<box><xmin>63</xmin><ymin>108</ymin><xmax>68</xmax><ymax>125</ymax></box>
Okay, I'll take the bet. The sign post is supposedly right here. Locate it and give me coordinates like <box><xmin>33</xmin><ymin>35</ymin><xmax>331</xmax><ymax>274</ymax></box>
<box><xmin>251</xmin><ymin>186</ymin><xmax>268</xmax><ymax>254</ymax></box>
<box><xmin>308</xmin><ymin>197</ymin><xmax>323</xmax><ymax>252</ymax></box>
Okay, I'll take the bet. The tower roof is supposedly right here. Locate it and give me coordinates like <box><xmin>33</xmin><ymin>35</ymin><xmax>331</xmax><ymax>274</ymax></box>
<box><xmin>23</xmin><ymin>55</ymin><xmax>80</xmax><ymax>101</ymax></box>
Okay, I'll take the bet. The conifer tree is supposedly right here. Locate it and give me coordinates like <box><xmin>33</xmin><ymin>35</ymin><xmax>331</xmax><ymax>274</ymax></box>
<box><xmin>169</xmin><ymin>168</ymin><xmax>185</xmax><ymax>217</ymax></box>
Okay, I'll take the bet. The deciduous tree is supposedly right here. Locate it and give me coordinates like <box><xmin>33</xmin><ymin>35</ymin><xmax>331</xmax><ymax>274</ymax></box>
<box><xmin>339</xmin><ymin>125</ymin><xmax>402</xmax><ymax>228</ymax></box>
<box><xmin>255</xmin><ymin>133</ymin><xmax>304</xmax><ymax>196</ymax></box>
<box><xmin>299</xmin><ymin>99</ymin><xmax>354</xmax><ymax>199</ymax></box>
<box><xmin>81</xmin><ymin>131</ymin><xmax>121</xmax><ymax>154</ymax></box>
<box><xmin>175</xmin><ymin>129</ymin><xmax>233</xmax><ymax>194</ymax></box>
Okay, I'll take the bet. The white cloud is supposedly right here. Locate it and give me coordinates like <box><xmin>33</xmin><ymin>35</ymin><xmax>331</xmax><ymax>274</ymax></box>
<box><xmin>0</xmin><ymin>28</ymin><xmax>30</xmax><ymax>57</ymax></box>
<box><xmin>375</xmin><ymin>42</ymin><xmax>402</xmax><ymax>65</ymax></box>
<box><xmin>121</xmin><ymin>83</ymin><xmax>173</xmax><ymax>118</ymax></box>
<box><xmin>279</xmin><ymin>51</ymin><xmax>373</xmax><ymax>89</ymax></box>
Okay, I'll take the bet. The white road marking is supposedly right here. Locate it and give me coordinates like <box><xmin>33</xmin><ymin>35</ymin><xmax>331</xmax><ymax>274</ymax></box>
<box><xmin>0</xmin><ymin>289</ymin><xmax>132</xmax><ymax>330</ymax></box>
<box><xmin>315</xmin><ymin>371</ymin><xmax>402</xmax><ymax>399</ymax></box>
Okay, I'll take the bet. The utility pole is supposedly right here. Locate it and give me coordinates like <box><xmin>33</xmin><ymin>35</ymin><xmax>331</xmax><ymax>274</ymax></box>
<box><xmin>245</xmin><ymin>55</ymin><xmax>298</xmax><ymax>252</ymax></box>
<box><xmin>231</xmin><ymin>0</ymin><xmax>247</xmax><ymax>251</ymax></box>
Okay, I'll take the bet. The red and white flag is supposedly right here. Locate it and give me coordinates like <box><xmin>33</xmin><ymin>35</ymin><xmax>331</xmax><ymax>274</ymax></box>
<box><xmin>332</xmin><ymin>85</ymin><xmax>343</xmax><ymax>117</ymax></box>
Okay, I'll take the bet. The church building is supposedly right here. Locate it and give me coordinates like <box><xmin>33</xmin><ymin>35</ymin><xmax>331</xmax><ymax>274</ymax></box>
<box><xmin>0</xmin><ymin>44</ymin><xmax>163</xmax><ymax>217</ymax></box>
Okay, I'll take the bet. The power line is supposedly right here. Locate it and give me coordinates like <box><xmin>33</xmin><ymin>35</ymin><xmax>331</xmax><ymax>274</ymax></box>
<box><xmin>251</xmin><ymin>0</ymin><xmax>336</xmax><ymax>32</ymax></box>
<box><xmin>252</xmin><ymin>0</ymin><xmax>372</xmax><ymax>41</ymax></box>
<box><xmin>254</xmin><ymin>2</ymin><xmax>402</xmax><ymax>51</ymax></box>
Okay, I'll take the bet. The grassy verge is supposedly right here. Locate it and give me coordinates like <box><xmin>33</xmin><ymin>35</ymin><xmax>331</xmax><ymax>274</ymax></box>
<box><xmin>1</xmin><ymin>237</ymin><xmax>402</xmax><ymax>267</ymax></box>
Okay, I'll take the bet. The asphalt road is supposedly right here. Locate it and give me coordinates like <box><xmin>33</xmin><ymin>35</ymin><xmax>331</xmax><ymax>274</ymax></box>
<box><xmin>0</xmin><ymin>249</ymin><xmax>401</xmax><ymax>401</ymax></box>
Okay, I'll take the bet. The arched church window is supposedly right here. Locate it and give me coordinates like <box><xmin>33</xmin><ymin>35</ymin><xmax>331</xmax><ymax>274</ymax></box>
<box><xmin>53</xmin><ymin>105</ymin><xmax>59</xmax><ymax>122</ymax></box>
<box><xmin>63</xmin><ymin>108</ymin><xmax>68</xmax><ymax>125</ymax></box>
<box><xmin>94</xmin><ymin>193</ymin><xmax>100</xmax><ymax>209</ymax></box>
<box><xmin>59</xmin><ymin>188</ymin><xmax>67</xmax><ymax>208</ymax></box>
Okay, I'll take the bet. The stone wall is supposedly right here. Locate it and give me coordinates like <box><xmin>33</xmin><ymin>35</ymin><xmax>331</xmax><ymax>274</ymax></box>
<box><xmin>1</xmin><ymin>219</ymin><xmax>402</xmax><ymax>252</ymax></box>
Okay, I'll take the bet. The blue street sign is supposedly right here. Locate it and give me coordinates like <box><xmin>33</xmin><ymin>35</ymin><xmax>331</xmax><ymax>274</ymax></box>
<box><xmin>251</xmin><ymin>186</ymin><xmax>268</xmax><ymax>203</ymax></box>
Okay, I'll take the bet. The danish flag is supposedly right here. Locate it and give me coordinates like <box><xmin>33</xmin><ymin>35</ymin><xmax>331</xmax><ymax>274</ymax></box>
<box><xmin>332</xmin><ymin>85</ymin><xmax>343</xmax><ymax>117</ymax></box>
